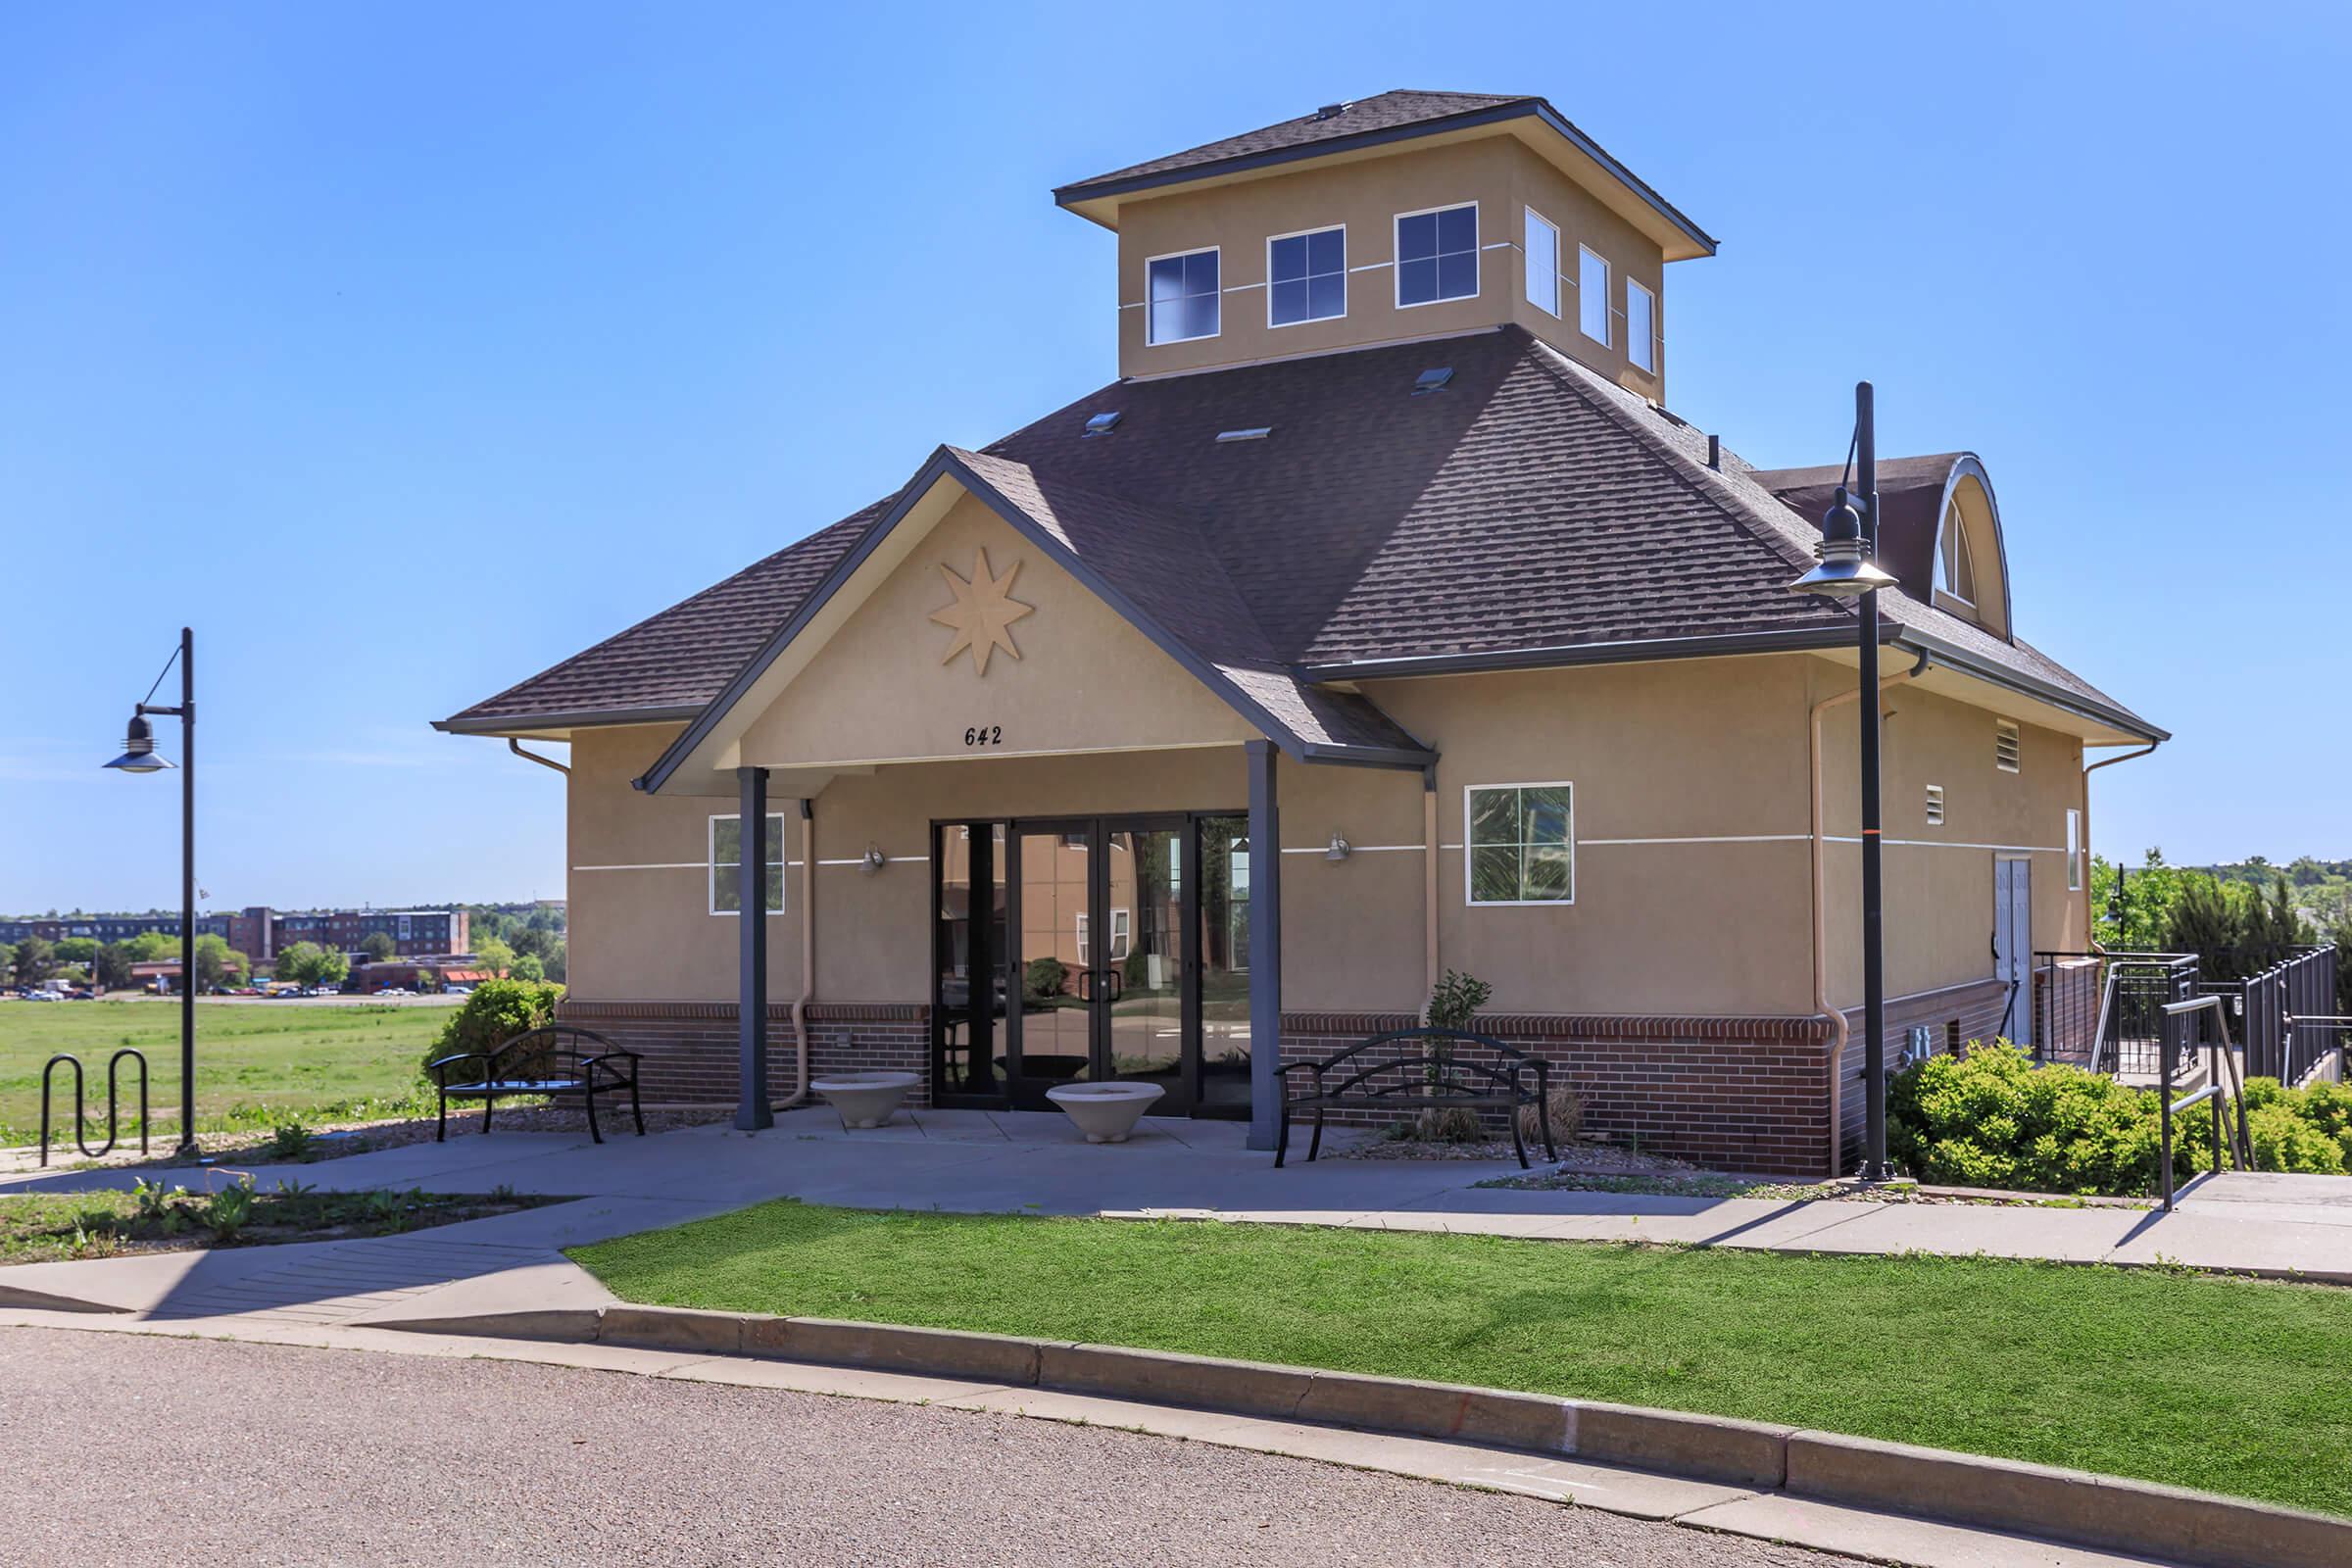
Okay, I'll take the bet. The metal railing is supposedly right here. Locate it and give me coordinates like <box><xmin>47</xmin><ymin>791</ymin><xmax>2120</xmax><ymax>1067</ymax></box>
<box><xmin>2033</xmin><ymin>952</ymin><xmax>2200</xmax><ymax>1076</ymax></box>
<box><xmin>2283</xmin><ymin>1014</ymin><xmax>2352</xmax><ymax>1089</ymax></box>
<box><xmin>2157</xmin><ymin>995</ymin><xmax>2253</xmax><ymax>1210</ymax></box>
<box><xmin>2200</xmin><ymin>947</ymin><xmax>2336</xmax><ymax>1081</ymax></box>
<box><xmin>39</xmin><ymin>1049</ymin><xmax>149</xmax><ymax>1168</ymax></box>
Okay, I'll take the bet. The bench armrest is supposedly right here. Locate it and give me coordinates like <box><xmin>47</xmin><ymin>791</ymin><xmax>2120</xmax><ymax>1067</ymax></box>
<box><xmin>581</xmin><ymin>1051</ymin><xmax>640</xmax><ymax>1081</ymax></box>
<box><xmin>426</xmin><ymin>1052</ymin><xmax>487</xmax><ymax>1079</ymax></box>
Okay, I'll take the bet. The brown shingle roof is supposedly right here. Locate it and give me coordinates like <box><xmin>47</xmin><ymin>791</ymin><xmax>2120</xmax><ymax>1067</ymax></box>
<box><xmin>444</xmin><ymin>326</ymin><xmax>2159</xmax><ymax>745</ymax></box>
<box><xmin>1061</xmin><ymin>90</ymin><xmax>1531</xmax><ymax>191</ymax></box>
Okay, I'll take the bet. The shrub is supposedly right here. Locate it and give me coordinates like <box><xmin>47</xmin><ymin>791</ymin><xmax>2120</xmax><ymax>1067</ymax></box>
<box><xmin>1424</xmin><ymin>969</ymin><xmax>1494</xmax><ymax>1032</ymax></box>
<box><xmin>1022</xmin><ymin>956</ymin><xmax>1067</xmax><ymax>1007</ymax></box>
<box><xmin>2246</xmin><ymin>1102</ymin><xmax>2347</xmax><ymax>1174</ymax></box>
<box><xmin>1886</xmin><ymin>1042</ymin><xmax>2214</xmax><ymax>1195</ymax></box>
<box><xmin>1518</xmin><ymin>1081</ymin><xmax>1584</xmax><ymax>1147</ymax></box>
<box><xmin>422</xmin><ymin>979</ymin><xmax>564</xmax><ymax>1076</ymax></box>
<box><xmin>267</xmin><ymin>1122</ymin><xmax>315</xmax><ymax>1160</ymax></box>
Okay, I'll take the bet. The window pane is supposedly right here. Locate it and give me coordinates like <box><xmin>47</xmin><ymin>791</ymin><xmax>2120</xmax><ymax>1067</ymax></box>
<box><xmin>1627</xmin><ymin>282</ymin><xmax>1654</xmax><ymax>369</ymax></box>
<box><xmin>1469</xmin><ymin>788</ymin><xmax>1520</xmax><ymax>846</ymax></box>
<box><xmin>764</xmin><ymin>865</ymin><xmax>785</xmax><ymax>912</ymax></box>
<box><xmin>1470</xmin><ymin>846</ymin><xmax>1522</xmax><ymax>903</ymax></box>
<box><xmin>764</xmin><ymin>814</ymin><xmax>786</xmax><ymax>866</ymax></box>
<box><xmin>1150</xmin><ymin>300</ymin><xmax>1183</xmax><ymax>343</ymax></box>
<box><xmin>1181</xmin><ymin>291</ymin><xmax>1218</xmax><ymax>340</ymax></box>
<box><xmin>1523</xmin><ymin>846</ymin><xmax>1573</xmax><ymax>901</ymax></box>
<box><xmin>1437</xmin><ymin>204</ymin><xmax>1476</xmax><ymax>255</ymax></box>
<box><xmin>1307</xmin><ymin>271</ymin><xmax>1345</xmax><ymax>319</ymax></box>
<box><xmin>1306</xmin><ymin>227</ymin><xmax>1343</xmax><ymax>274</ymax></box>
<box><xmin>1397</xmin><ymin>257</ymin><xmax>1438</xmax><ymax>306</ymax></box>
<box><xmin>1270</xmin><ymin>278</ymin><xmax>1309</xmax><ymax>326</ymax></box>
<box><xmin>1149</xmin><ymin>256</ymin><xmax>1187</xmax><ymax>303</ymax></box>
<box><xmin>1397</xmin><ymin>212</ymin><xmax>1436</xmax><ymax>263</ymax></box>
<box><xmin>1269</xmin><ymin>234</ymin><xmax>1307</xmax><ymax>285</ymax></box>
<box><xmin>1186</xmin><ymin>250</ymin><xmax>1219</xmax><ymax>294</ymax></box>
<box><xmin>712</xmin><ymin>817</ymin><xmax>741</xmax><ymax>866</ymax></box>
<box><xmin>1525</xmin><ymin>210</ymin><xmax>1558</xmax><ymax>315</ymax></box>
<box><xmin>1438</xmin><ymin>251</ymin><xmax>1476</xmax><ymax>301</ymax></box>
<box><xmin>1580</xmin><ymin>248</ymin><xmax>1610</xmax><ymax>344</ymax></box>
<box><xmin>1524</xmin><ymin>789</ymin><xmax>1572</xmax><ymax>847</ymax></box>
<box><xmin>713</xmin><ymin>877</ymin><xmax>743</xmax><ymax>913</ymax></box>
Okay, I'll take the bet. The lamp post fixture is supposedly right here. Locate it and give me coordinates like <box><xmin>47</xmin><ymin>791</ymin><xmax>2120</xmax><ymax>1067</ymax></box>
<box><xmin>104</xmin><ymin>626</ymin><xmax>200</xmax><ymax>1161</ymax></box>
<box><xmin>1788</xmin><ymin>384</ymin><xmax>1899</xmax><ymax>1180</ymax></box>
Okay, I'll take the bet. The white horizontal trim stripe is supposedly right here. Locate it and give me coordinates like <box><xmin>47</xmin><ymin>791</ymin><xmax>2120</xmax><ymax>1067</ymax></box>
<box><xmin>816</xmin><ymin>856</ymin><xmax>931</xmax><ymax>867</ymax></box>
<box><xmin>1583</xmin><ymin>834</ymin><xmax>1813</xmax><ymax>847</ymax></box>
<box><xmin>572</xmin><ymin>862</ymin><xmax>703</xmax><ymax>872</ymax></box>
<box><xmin>1348</xmin><ymin>261</ymin><xmax>1393</xmax><ymax>272</ymax></box>
<box><xmin>1278</xmin><ymin>844</ymin><xmax>1425</xmax><ymax>855</ymax></box>
<box><xmin>1826</xmin><ymin>837</ymin><xmax>2065</xmax><ymax>853</ymax></box>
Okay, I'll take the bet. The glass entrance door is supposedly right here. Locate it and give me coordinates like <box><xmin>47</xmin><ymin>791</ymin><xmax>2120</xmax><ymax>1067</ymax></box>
<box><xmin>1004</xmin><ymin>817</ymin><xmax>1192</xmax><ymax>1113</ymax></box>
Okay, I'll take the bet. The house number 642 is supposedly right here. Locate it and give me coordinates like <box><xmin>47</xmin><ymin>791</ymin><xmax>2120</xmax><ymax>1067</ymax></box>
<box><xmin>963</xmin><ymin>725</ymin><xmax>1003</xmax><ymax>748</ymax></box>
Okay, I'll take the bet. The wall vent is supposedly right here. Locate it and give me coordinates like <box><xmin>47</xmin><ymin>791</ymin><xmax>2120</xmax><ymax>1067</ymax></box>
<box><xmin>1412</xmin><ymin>368</ymin><xmax>1454</xmax><ymax>395</ymax></box>
<box><xmin>1925</xmin><ymin>784</ymin><xmax>1945</xmax><ymax>826</ymax></box>
<box><xmin>1083</xmin><ymin>411</ymin><xmax>1122</xmax><ymax>437</ymax></box>
<box><xmin>1995</xmin><ymin>721</ymin><xmax>2021</xmax><ymax>773</ymax></box>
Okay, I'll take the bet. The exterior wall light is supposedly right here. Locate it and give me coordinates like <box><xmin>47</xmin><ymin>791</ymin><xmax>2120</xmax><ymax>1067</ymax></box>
<box><xmin>1325</xmin><ymin>833</ymin><xmax>1351</xmax><ymax>861</ymax></box>
<box><xmin>861</xmin><ymin>845</ymin><xmax>887</xmax><ymax>874</ymax></box>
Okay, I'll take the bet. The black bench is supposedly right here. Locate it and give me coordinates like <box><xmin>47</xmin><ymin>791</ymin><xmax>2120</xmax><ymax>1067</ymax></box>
<box><xmin>428</xmin><ymin>1024</ymin><xmax>645</xmax><ymax>1144</ymax></box>
<box><xmin>1276</xmin><ymin>1026</ymin><xmax>1557</xmax><ymax>1168</ymax></box>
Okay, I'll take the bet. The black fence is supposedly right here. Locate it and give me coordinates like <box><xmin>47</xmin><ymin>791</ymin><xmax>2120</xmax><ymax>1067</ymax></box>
<box><xmin>2034</xmin><ymin>952</ymin><xmax>2198</xmax><ymax>1078</ymax></box>
<box><xmin>2199</xmin><ymin>946</ymin><xmax>2334</xmax><ymax>1082</ymax></box>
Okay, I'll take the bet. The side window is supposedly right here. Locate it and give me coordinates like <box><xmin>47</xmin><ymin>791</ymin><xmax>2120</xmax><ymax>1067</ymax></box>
<box><xmin>711</xmin><ymin>813</ymin><xmax>786</xmax><ymax>915</ymax></box>
<box><xmin>1268</xmin><ymin>226</ymin><xmax>1346</xmax><ymax>326</ymax></box>
<box><xmin>1578</xmin><ymin>245</ymin><xmax>1611</xmax><ymax>345</ymax></box>
<box><xmin>1626</xmin><ymin>279</ymin><xmax>1656</xmax><ymax>370</ymax></box>
<box><xmin>2067</xmin><ymin>808</ymin><xmax>2083</xmax><ymax>892</ymax></box>
<box><xmin>1147</xmin><ymin>248</ymin><xmax>1220</xmax><ymax>344</ymax></box>
<box><xmin>1523</xmin><ymin>208</ymin><xmax>1560</xmax><ymax>317</ymax></box>
<box><xmin>1466</xmin><ymin>783</ymin><xmax>1575</xmax><ymax>906</ymax></box>
<box><xmin>1937</xmin><ymin>498</ymin><xmax>1979</xmax><ymax>604</ymax></box>
<box><xmin>1396</xmin><ymin>204</ymin><xmax>1478</xmax><ymax>307</ymax></box>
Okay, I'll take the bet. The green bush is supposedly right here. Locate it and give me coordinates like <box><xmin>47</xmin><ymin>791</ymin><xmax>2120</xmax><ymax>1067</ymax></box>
<box><xmin>422</xmin><ymin>979</ymin><xmax>564</xmax><ymax>1075</ymax></box>
<box><xmin>1887</xmin><ymin>1042</ymin><xmax>2213</xmax><ymax>1196</ymax></box>
<box><xmin>2246</xmin><ymin>1102</ymin><xmax>2347</xmax><ymax>1174</ymax></box>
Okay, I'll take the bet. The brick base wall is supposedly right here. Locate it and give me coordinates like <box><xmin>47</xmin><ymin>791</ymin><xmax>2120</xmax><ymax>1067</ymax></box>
<box><xmin>1834</xmin><ymin>976</ymin><xmax>2012</xmax><ymax>1174</ymax></box>
<box><xmin>1283</xmin><ymin>1011</ymin><xmax>1838</xmax><ymax>1178</ymax></box>
<box><xmin>556</xmin><ymin>1000</ymin><xmax>929</xmax><ymax>1107</ymax></box>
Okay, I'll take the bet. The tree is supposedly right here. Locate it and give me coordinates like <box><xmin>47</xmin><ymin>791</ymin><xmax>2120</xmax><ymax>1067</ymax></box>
<box><xmin>415</xmin><ymin>968</ymin><xmax>435</xmax><ymax>992</ymax></box>
<box><xmin>190</xmin><ymin>933</ymin><xmax>247</xmax><ymax>992</ymax></box>
<box><xmin>510</xmin><ymin>952</ymin><xmax>545</xmax><ymax>984</ymax></box>
<box><xmin>53</xmin><ymin>937</ymin><xmax>99</xmax><ymax>965</ymax></box>
<box><xmin>474</xmin><ymin>937</ymin><xmax>516</xmax><ymax>979</ymax></box>
<box><xmin>95</xmin><ymin>943</ymin><xmax>136</xmax><ymax>992</ymax></box>
<box><xmin>360</xmin><ymin>931</ymin><xmax>397</xmax><ymax>963</ymax></box>
<box><xmin>274</xmin><ymin>941</ymin><xmax>348</xmax><ymax>989</ymax></box>
<box><xmin>13</xmin><ymin>936</ymin><xmax>57</xmax><ymax>986</ymax></box>
<box><xmin>2165</xmin><ymin>874</ymin><xmax>2245</xmax><ymax>978</ymax></box>
<box><xmin>2092</xmin><ymin>849</ymin><xmax>2188</xmax><ymax>953</ymax></box>
<box><xmin>0</xmin><ymin>942</ymin><xmax>14</xmax><ymax>985</ymax></box>
<box><xmin>122</xmin><ymin>930</ymin><xmax>176</xmax><ymax>962</ymax></box>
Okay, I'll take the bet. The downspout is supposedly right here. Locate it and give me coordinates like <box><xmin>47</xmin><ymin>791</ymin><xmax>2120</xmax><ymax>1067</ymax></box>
<box><xmin>1422</xmin><ymin>764</ymin><xmax>1441</xmax><ymax>997</ymax></box>
<box><xmin>507</xmin><ymin>738</ymin><xmax>569</xmax><ymax>775</ymax></box>
<box><xmin>776</xmin><ymin>797</ymin><xmax>815</xmax><ymax>1112</ymax></box>
<box><xmin>1811</xmin><ymin>650</ymin><xmax>1930</xmax><ymax>1176</ymax></box>
<box><xmin>2082</xmin><ymin>742</ymin><xmax>2160</xmax><ymax>950</ymax></box>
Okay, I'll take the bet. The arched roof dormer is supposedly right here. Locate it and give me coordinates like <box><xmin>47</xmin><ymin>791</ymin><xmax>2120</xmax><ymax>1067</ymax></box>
<box><xmin>1932</xmin><ymin>459</ymin><xmax>2010</xmax><ymax>641</ymax></box>
<box><xmin>1753</xmin><ymin>451</ymin><xmax>2015</xmax><ymax>644</ymax></box>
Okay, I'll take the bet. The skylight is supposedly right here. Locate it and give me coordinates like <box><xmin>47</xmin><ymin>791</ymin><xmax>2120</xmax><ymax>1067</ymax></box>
<box><xmin>1084</xmin><ymin>411</ymin><xmax>1122</xmax><ymax>437</ymax></box>
<box><xmin>1412</xmin><ymin>368</ymin><xmax>1454</xmax><ymax>396</ymax></box>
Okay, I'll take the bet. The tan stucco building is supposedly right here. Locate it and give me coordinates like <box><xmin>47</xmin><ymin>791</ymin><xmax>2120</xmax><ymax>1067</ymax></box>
<box><xmin>440</xmin><ymin>91</ymin><xmax>2164</xmax><ymax>1175</ymax></box>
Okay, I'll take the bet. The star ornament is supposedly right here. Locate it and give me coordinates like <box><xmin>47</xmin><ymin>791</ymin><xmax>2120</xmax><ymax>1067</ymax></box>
<box><xmin>929</xmin><ymin>548</ymin><xmax>1036</xmax><ymax>675</ymax></box>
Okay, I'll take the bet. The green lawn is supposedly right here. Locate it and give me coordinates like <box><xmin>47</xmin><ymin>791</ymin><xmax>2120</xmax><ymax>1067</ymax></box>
<box><xmin>571</xmin><ymin>1201</ymin><xmax>2352</xmax><ymax>1517</ymax></box>
<box><xmin>0</xmin><ymin>998</ymin><xmax>448</xmax><ymax>1146</ymax></box>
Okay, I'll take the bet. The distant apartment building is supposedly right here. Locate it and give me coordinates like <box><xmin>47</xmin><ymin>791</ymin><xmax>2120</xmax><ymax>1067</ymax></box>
<box><xmin>2</xmin><ymin>906</ymin><xmax>468</xmax><ymax>961</ymax></box>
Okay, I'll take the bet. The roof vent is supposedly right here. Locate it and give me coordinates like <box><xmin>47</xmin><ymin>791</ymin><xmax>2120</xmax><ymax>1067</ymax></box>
<box><xmin>1412</xmin><ymin>368</ymin><xmax>1454</xmax><ymax>396</ymax></box>
<box><xmin>1083</xmin><ymin>411</ymin><xmax>1122</xmax><ymax>437</ymax></box>
<box><xmin>1215</xmin><ymin>426</ymin><xmax>1272</xmax><ymax>443</ymax></box>
<box><xmin>1312</xmin><ymin>101</ymin><xmax>1353</xmax><ymax>122</ymax></box>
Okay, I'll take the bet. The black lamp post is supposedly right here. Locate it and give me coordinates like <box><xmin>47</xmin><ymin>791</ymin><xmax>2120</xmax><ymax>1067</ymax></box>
<box><xmin>104</xmin><ymin>626</ymin><xmax>199</xmax><ymax>1161</ymax></box>
<box><xmin>1788</xmin><ymin>385</ymin><xmax>1898</xmax><ymax>1180</ymax></box>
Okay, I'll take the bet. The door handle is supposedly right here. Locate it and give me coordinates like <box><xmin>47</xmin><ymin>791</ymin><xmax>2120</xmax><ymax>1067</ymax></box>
<box><xmin>1103</xmin><ymin>969</ymin><xmax>1124</xmax><ymax>1004</ymax></box>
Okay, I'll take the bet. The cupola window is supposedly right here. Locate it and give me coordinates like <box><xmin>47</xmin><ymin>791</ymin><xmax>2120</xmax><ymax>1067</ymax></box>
<box><xmin>1267</xmin><ymin>226</ymin><xmax>1346</xmax><ymax>326</ymax></box>
<box><xmin>1936</xmin><ymin>497</ymin><xmax>1978</xmax><ymax>604</ymax></box>
<box><xmin>1396</xmin><ymin>204</ymin><xmax>1478</xmax><ymax>307</ymax></box>
<box><xmin>1147</xmin><ymin>247</ymin><xmax>1220</xmax><ymax>345</ymax></box>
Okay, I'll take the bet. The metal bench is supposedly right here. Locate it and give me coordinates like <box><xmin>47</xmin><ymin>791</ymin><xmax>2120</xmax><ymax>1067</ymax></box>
<box><xmin>1276</xmin><ymin>1025</ymin><xmax>1557</xmax><ymax>1168</ymax></box>
<box><xmin>428</xmin><ymin>1024</ymin><xmax>645</xmax><ymax>1145</ymax></box>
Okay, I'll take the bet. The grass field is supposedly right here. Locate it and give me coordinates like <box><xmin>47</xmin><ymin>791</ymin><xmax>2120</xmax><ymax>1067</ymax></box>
<box><xmin>0</xmin><ymin>998</ymin><xmax>449</xmax><ymax>1146</ymax></box>
<box><xmin>572</xmin><ymin>1200</ymin><xmax>2352</xmax><ymax>1517</ymax></box>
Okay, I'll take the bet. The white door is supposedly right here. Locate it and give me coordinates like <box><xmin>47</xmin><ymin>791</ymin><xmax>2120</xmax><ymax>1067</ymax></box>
<box><xmin>1994</xmin><ymin>857</ymin><xmax>2033</xmax><ymax>1049</ymax></box>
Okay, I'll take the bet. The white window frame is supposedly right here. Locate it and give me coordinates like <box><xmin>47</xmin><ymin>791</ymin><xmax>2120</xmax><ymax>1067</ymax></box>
<box><xmin>1109</xmin><ymin>907</ymin><xmax>1132</xmax><ymax>961</ymax></box>
<box><xmin>1995</xmin><ymin>720</ymin><xmax>2022</xmax><ymax>774</ymax></box>
<box><xmin>709</xmin><ymin>812</ymin><xmax>787</xmax><ymax>917</ymax></box>
<box><xmin>1393</xmin><ymin>201</ymin><xmax>1480</xmax><ymax>310</ymax></box>
<box><xmin>1265</xmin><ymin>224</ymin><xmax>1346</xmax><ymax>329</ymax></box>
<box><xmin>1578</xmin><ymin>245</ymin><xmax>1611</xmax><ymax>346</ymax></box>
<box><xmin>1075</xmin><ymin>910</ymin><xmax>1089</xmax><ymax>967</ymax></box>
<box><xmin>1523</xmin><ymin>207</ymin><xmax>1560</xmax><ymax>318</ymax></box>
<box><xmin>1936</xmin><ymin>498</ymin><xmax>1979</xmax><ymax>606</ymax></box>
<box><xmin>1626</xmin><ymin>278</ymin><xmax>1656</xmax><ymax>370</ymax></box>
<box><xmin>2067</xmin><ymin>808</ymin><xmax>2083</xmax><ymax>891</ymax></box>
<box><xmin>1144</xmin><ymin>245</ymin><xmax>1221</xmax><ymax>346</ymax></box>
<box><xmin>1463</xmin><ymin>782</ymin><xmax>1577</xmax><ymax>907</ymax></box>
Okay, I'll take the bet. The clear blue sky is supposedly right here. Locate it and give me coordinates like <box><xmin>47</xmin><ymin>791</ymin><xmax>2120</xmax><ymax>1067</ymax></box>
<box><xmin>3</xmin><ymin>2</ymin><xmax>2345</xmax><ymax>914</ymax></box>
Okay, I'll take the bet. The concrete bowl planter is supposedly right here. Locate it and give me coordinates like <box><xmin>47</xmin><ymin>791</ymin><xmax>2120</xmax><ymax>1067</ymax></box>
<box><xmin>809</xmin><ymin>1071</ymin><xmax>920</xmax><ymax>1130</ymax></box>
<box><xmin>1045</xmin><ymin>1082</ymin><xmax>1165</xmax><ymax>1143</ymax></box>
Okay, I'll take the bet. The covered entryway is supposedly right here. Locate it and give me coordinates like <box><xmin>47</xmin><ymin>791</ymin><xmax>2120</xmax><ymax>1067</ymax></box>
<box><xmin>931</xmin><ymin>812</ymin><xmax>1253</xmax><ymax>1118</ymax></box>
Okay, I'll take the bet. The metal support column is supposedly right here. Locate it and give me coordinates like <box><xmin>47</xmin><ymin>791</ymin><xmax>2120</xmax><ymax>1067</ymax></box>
<box><xmin>735</xmin><ymin>765</ymin><xmax>773</xmax><ymax>1131</ymax></box>
<box><xmin>1246</xmin><ymin>740</ymin><xmax>1283</xmax><ymax>1151</ymax></box>
<box><xmin>1856</xmin><ymin>383</ymin><xmax>1889</xmax><ymax>1180</ymax></box>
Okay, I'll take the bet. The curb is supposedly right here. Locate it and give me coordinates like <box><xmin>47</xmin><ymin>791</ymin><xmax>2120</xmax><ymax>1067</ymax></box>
<box><xmin>382</xmin><ymin>1302</ymin><xmax>2348</xmax><ymax>1568</ymax></box>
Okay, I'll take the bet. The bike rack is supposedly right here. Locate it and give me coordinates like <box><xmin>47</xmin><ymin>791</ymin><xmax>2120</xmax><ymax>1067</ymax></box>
<box><xmin>39</xmin><ymin>1049</ymin><xmax>150</xmax><ymax>1168</ymax></box>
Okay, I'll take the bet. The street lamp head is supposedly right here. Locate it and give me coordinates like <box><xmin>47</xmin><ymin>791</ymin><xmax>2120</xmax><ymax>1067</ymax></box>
<box><xmin>1788</xmin><ymin>485</ymin><xmax>1898</xmax><ymax>600</ymax></box>
<box><xmin>103</xmin><ymin>712</ymin><xmax>175</xmax><ymax>773</ymax></box>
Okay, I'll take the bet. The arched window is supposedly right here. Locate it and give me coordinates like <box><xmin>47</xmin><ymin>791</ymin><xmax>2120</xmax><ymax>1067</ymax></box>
<box><xmin>1936</xmin><ymin>497</ymin><xmax>1978</xmax><ymax>606</ymax></box>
